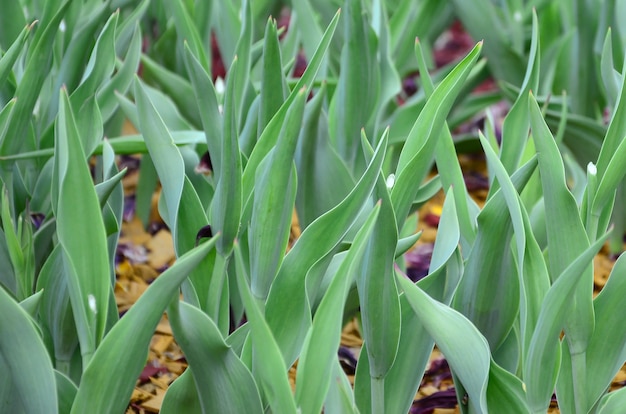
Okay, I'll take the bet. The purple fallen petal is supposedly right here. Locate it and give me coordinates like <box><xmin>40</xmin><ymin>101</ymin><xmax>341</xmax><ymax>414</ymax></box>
<box><xmin>463</xmin><ymin>171</ymin><xmax>489</xmax><ymax>192</ymax></box>
<box><xmin>117</xmin><ymin>242</ymin><xmax>148</xmax><ymax>264</ymax></box>
<box><xmin>411</xmin><ymin>388</ymin><xmax>458</xmax><ymax>414</ymax></box>
<box><xmin>338</xmin><ymin>347</ymin><xmax>358</xmax><ymax>375</ymax></box>
<box><xmin>123</xmin><ymin>194</ymin><xmax>136</xmax><ymax>222</ymax></box>
<box><xmin>30</xmin><ymin>213</ymin><xmax>45</xmax><ymax>230</ymax></box>
<box><xmin>405</xmin><ymin>243</ymin><xmax>434</xmax><ymax>282</ymax></box>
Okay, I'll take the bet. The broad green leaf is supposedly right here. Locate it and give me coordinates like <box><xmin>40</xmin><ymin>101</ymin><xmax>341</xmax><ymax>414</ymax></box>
<box><xmin>581</xmin><ymin>253</ymin><xmax>626</xmax><ymax>409</ymax></box>
<box><xmin>134</xmin><ymin>77</ymin><xmax>186</xmax><ymax>251</ymax></box>
<box><xmin>0</xmin><ymin>0</ymin><xmax>25</xmax><ymax>50</ymax></box>
<box><xmin>596</xmin><ymin>386</ymin><xmax>626</xmax><ymax>414</ymax></box>
<box><xmin>295</xmin><ymin>83</ymin><xmax>354</xmax><ymax>229</ymax></box>
<box><xmin>55</xmin><ymin>370</ymin><xmax>77</xmax><ymax>414</ymax></box>
<box><xmin>98</xmin><ymin>23</ymin><xmax>142</xmax><ymax>122</ymax></box>
<box><xmin>242</xmin><ymin>10</ymin><xmax>340</xmax><ymax>201</ymax></box>
<box><xmin>324</xmin><ymin>358</ymin><xmax>359</xmax><ymax>414</ymax></box>
<box><xmin>0</xmin><ymin>186</ymin><xmax>29</xmax><ymax>300</ymax></box>
<box><xmin>71</xmin><ymin>236</ymin><xmax>218</xmax><ymax>414</ymax></box>
<box><xmin>414</xmin><ymin>38</ymin><xmax>476</xmax><ymax>252</ymax></box>
<box><xmin>229</xmin><ymin>0</ymin><xmax>255</xmax><ymax>132</ymax></box>
<box><xmin>168</xmin><ymin>301</ymin><xmax>263</xmax><ymax>413</ymax></box>
<box><xmin>486</xmin><ymin>362</ymin><xmax>531</xmax><ymax>413</ymax></box>
<box><xmin>44</xmin><ymin>3</ymin><xmax>110</xmax><ymax>125</ymax></box>
<box><xmin>392</xmin><ymin>42</ymin><xmax>482</xmax><ymax>226</ymax></box>
<box><xmin>529</xmin><ymin>93</ymin><xmax>594</xmax><ymax>353</ymax></box>
<box><xmin>265</xmin><ymin>134</ymin><xmax>386</xmax><ymax>366</ymax></box>
<box><xmin>140</xmin><ymin>53</ymin><xmax>201</xmax><ymax>128</ymax></box>
<box><xmin>329</xmin><ymin>0</ymin><xmax>380</xmax><ymax>171</ymax></box>
<box><xmin>524</xmin><ymin>233</ymin><xmax>609</xmax><ymax>413</ymax></box>
<box><xmin>94</xmin><ymin>167</ymin><xmax>127</xmax><ymax>210</ymax></box>
<box><xmin>258</xmin><ymin>17</ymin><xmax>287</xmax><ymax>136</ymax></box>
<box><xmin>70</xmin><ymin>11</ymin><xmax>119</xmax><ymax>112</ymax></box>
<box><xmin>162</xmin><ymin>0</ymin><xmax>210</xmax><ymax>72</ymax></box>
<box><xmin>184</xmin><ymin>44</ymin><xmax>223</xmax><ymax>176</ymax></box>
<box><xmin>0</xmin><ymin>286</ymin><xmax>58</xmax><ymax>413</ymax></box>
<box><xmin>160</xmin><ymin>370</ymin><xmax>202</xmax><ymax>414</ymax></box>
<box><xmin>114</xmin><ymin>0</ymin><xmax>150</xmax><ymax>52</ymax></box>
<box><xmin>0</xmin><ymin>1</ymin><xmax>70</xmax><ymax>157</ymax></box>
<box><xmin>19</xmin><ymin>290</ymin><xmax>42</xmax><ymax>317</ymax></box>
<box><xmin>36</xmin><ymin>245</ymin><xmax>78</xmax><ymax>368</ymax></box>
<box><xmin>397</xmin><ymin>274</ymin><xmax>491</xmax><ymax>413</ymax></box>
<box><xmin>372</xmin><ymin>0</ymin><xmax>401</xmax><ymax>128</ymax></box>
<box><xmin>54</xmin><ymin>90</ymin><xmax>111</xmax><ymax>364</ymax></box>
<box><xmin>233</xmin><ymin>243</ymin><xmax>297</xmax><ymax>414</ymax></box>
<box><xmin>600</xmin><ymin>29</ymin><xmax>620</xmax><ymax>107</ymax></box>
<box><xmin>453</xmin><ymin>137</ymin><xmax>539</xmax><ymax>352</ymax></box>
<box><xmin>211</xmin><ymin>57</ymin><xmax>243</xmax><ymax>255</ymax></box>
<box><xmin>119</xmin><ymin>82</ymin><xmax>193</xmax><ymax>131</ymax></box>
<box><xmin>0</xmin><ymin>24</ymin><xmax>31</xmax><ymax>89</ymax></box>
<box><xmin>354</xmin><ymin>188</ymin><xmax>462</xmax><ymax>414</ymax></box>
<box><xmin>296</xmin><ymin>203</ymin><xmax>380</xmax><ymax>414</ymax></box>
<box><xmin>499</xmin><ymin>9</ymin><xmax>540</xmax><ymax>174</ymax></box>
<box><xmin>357</xmin><ymin>133</ymin><xmax>400</xmax><ymax>388</ymax></box>
<box><xmin>249</xmin><ymin>89</ymin><xmax>306</xmax><ymax>300</ymax></box>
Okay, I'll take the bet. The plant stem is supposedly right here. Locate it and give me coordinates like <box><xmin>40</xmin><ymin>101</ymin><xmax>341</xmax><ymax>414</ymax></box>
<box><xmin>371</xmin><ymin>376</ymin><xmax>385</xmax><ymax>414</ymax></box>
<box><xmin>571</xmin><ymin>350</ymin><xmax>587</xmax><ymax>414</ymax></box>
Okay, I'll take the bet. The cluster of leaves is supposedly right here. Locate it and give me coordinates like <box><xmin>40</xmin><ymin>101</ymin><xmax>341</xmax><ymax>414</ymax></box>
<box><xmin>2</xmin><ymin>0</ymin><xmax>626</xmax><ymax>413</ymax></box>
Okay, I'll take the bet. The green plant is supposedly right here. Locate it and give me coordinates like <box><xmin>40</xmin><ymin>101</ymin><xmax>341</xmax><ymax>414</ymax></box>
<box><xmin>2</xmin><ymin>1</ymin><xmax>626</xmax><ymax>414</ymax></box>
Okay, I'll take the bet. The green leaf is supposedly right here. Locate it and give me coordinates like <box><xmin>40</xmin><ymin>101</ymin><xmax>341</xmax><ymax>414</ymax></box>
<box><xmin>0</xmin><ymin>0</ymin><xmax>25</xmax><ymax>50</ymax></box>
<box><xmin>0</xmin><ymin>1</ymin><xmax>70</xmax><ymax>157</ymax></box>
<box><xmin>0</xmin><ymin>286</ymin><xmax>58</xmax><ymax>413</ymax></box>
<box><xmin>168</xmin><ymin>301</ymin><xmax>263</xmax><ymax>413</ymax></box>
<box><xmin>264</xmin><ymin>134</ymin><xmax>386</xmax><ymax>366</ymax></box>
<box><xmin>140</xmin><ymin>53</ymin><xmax>202</xmax><ymax>128</ymax></box>
<box><xmin>499</xmin><ymin>9</ymin><xmax>540</xmax><ymax>174</ymax></box>
<box><xmin>242</xmin><ymin>9</ymin><xmax>340</xmax><ymax>202</ymax></box>
<box><xmin>55</xmin><ymin>370</ymin><xmax>77</xmax><ymax>414</ymax></box>
<box><xmin>414</xmin><ymin>38</ymin><xmax>476</xmax><ymax>253</ymax></box>
<box><xmin>133</xmin><ymin>77</ymin><xmax>186</xmax><ymax>251</ymax></box>
<box><xmin>162</xmin><ymin>0</ymin><xmax>210</xmax><ymax>72</ymax></box>
<box><xmin>329</xmin><ymin>0</ymin><xmax>380</xmax><ymax>171</ymax></box>
<box><xmin>211</xmin><ymin>57</ymin><xmax>243</xmax><ymax>255</ymax></box>
<box><xmin>70</xmin><ymin>11</ymin><xmax>119</xmax><ymax>111</ymax></box>
<box><xmin>258</xmin><ymin>17</ymin><xmax>287</xmax><ymax>136</ymax></box>
<box><xmin>233</xmin><ymin>243</ymin><xmax>297</xmax><ymax>414</ymax></box>
<box><xmin>295</xmin><ymin>82</ymin><xmax>354</xmax><ymax>229</ymax></box>
<box><xmin>524</xmin><ymin>232</ymin><xmax>609</xmax><ymax>412</ymax></box>
<box><xmin>529</xmin><ymin>92</ymin><xmax>594</xmax><ymax>351</ymax></box>
<box><xmin>397</xmin><ymin>274</ymin><xmax>491</xmax><ymax>413</ymax></box>
<box><xmin>71</xmin><ymin>236</ymin><xmax>218</xmax><ymax>414</ymax></box>
<box><xmin>36</xmin><ymin>245</ymin><xmax>78</xmax><ymax>367</ymax></box>
<box><xmin>249</xmin><ymin>88</ymin><xmax>306</xmax><ymax>300</ymax></box>
<box><xmin>581</xmin><ymin>253</ymin><xmax>626</xmax><ymax>409</ymax></box>
<box><xmin>183</xmin><ymin>44</ymin><xmax>223</xmax><ymax>175</ymax></box>
<box><xmin>0</xmin><ymin>24</ymin><xmax>31</xmax><ymax>89</ymax></box>
<box><xmin>392</xmin><ymin>42</ymin><xmax>482</xmax><ymax>226</ymax></box>
<box><xmin>54</xmin><ymin>89</ymin><xmax>111</xmax><ymax>364</ymax></box>
<box><xmin>160</xmin><ymin>370</ymin><xmax>202</xmax><ymax>414</ymax></box>
<box><xmin>596</xmin><ymin>386</ymin><xmax>626</xmax><ymax>414</ymax></box>
<box><xmin>354</xmin><ymin>190</ymin><xmax>461</xmax><ymax>414</ymax></box>
<box><xmin>357</xmin><ymin>133</ymin><xmax>401</xmax><ymax>389</ymax></box>
<box><xmin>296</xmin><ymin>203</ymin><xmax>380</xmax><ymax>414</ymax></box>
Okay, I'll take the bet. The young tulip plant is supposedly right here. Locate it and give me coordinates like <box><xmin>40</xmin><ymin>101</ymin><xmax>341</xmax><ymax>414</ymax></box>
<box><xmin>2</xmin><ymin>0</ymin><xmax>626</xmax><ymax>413</ymax></box>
